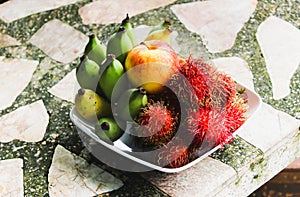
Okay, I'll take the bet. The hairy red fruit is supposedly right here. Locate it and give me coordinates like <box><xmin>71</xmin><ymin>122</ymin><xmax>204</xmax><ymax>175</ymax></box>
<box><xmin>157</xmin><ymin>140</ymin><xmax>190</xmax><ymax>168</ymax></box>
<box><xmin>135</xmin><ymin>102</ymin><xmax>177</xmax><ymax>147</ymax></box>
<box><xmin>168</xmin><ymin>57</ymin><xmax>238</xmax><ymax>111</ymax></box>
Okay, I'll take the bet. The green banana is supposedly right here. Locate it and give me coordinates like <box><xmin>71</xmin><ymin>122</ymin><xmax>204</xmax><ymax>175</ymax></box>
<box><xmin>148</xmin><ymin>19</ymin><xmax>172</xmax><ymax>34</ymax></box>
<box><xmin>75</xmin><ymin>88</ymin><xmax>111</xmax><ymax>122</ymax></box>
<box><xmin>84</xmin><ymin>34</ymin><xmax>106</xmax><ymax>65</ymax></box>
<box><xmin>76</xmin><ymin>55</ymin><xmax>100</xmax><ymax>90</ymax></box>
<box><xmin>106</xmin><ymin>26</ymin><xmax>133</xmax><ymax>64</ymax></box>
<box><xmin>99</xmin><ymin>54</ymin><xmax>125</xmax><ymax>100</ymax></box>
<box><xmin>115</xmin><ymin>88</ymin><xmax>148</xmax><ymax>121</ymax></box>
<box><xmin>145</xmin><ymin>26</ymin><xmax>172</xmax><ymax>44</ymax></box>
<box><xmin>95</xmin><ymin>117</ymin><xmax>124</xmax><ymax>142</ymax></box>
<box><xmin>121</xmin><ymin>14</ymin><xmax>136</xmax><ymax>46</ymax></box>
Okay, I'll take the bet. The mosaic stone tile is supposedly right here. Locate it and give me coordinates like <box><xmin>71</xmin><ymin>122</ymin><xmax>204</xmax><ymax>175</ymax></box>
<box><xmin>48</xmin><ymin>69</ymin><xmax>79</xmax><ymax>103</ymax></box>
<box><xmin>141</xmin><ymin>157</ymin><xmax>236</xmax><ymax>196</ymax></box>
<box><xmin>256</xmin><ymin>16</ymin><xmax>300</xmax><ymax>100</ymax></box>
<box><xmin>29</xmin><ymin>19</ymin><xmax>88</xmax><ymax>64</ymax></box>
<box><xmin>79</xmin><ymin>0</ymin><xmax>176</xmax><ymax>25</ymax></box>
<box><xmin>171</xmin><ymin>0</ymin><xmax>257</xmax><ymax>53</ymax></box>
<box><xmin>0</xmin><ymin>33</ymin><xmax>21</xmax><ymax>48</ymax></box>
<box><xmin>0</xmin><ymin>158</ymin><xmax>23</xmax><ymax>197</ymax></box>
<box><xmin>0</xmin><ymin>57</ymin><xmax>38</xmax><ymax>110</ymax></box>
<box><xmin>48</xmin><ymin>145</ymin><xmax>123</xmax><ymax>197</ymax></box>
<box><xmin>0</xmin><ymin>100</ymin><xmax>49</xmax><ymax>143</ymax></box>
<box><xmin>211</xmin><ymin>57</ymin><xmax>254</xmax><ymax>90</ymax></box>
<box><xmin>238</xmin><ymin>102</ymin><xmax>300</xmax><ymax>153</ymax></box>
<box><xmin>0</xmin><ymin>0</ymin><xmax>82</xmax><ymax>23</ymax></box>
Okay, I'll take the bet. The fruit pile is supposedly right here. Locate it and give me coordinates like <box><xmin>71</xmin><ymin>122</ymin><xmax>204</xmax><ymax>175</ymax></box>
<box><xmin>74</xmin><ymin>15</ymin><xmax>249</xmax><ymax>168</ymax></box>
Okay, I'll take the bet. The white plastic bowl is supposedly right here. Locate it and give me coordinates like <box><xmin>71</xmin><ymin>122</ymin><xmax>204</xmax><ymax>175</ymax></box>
<box><xmin>70</xmin><ymin>81</ymin><xmax>261</xmax><ymax>173</ymax></box>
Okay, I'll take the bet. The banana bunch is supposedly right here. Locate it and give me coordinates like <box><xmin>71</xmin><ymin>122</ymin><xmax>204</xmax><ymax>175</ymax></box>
<box><xmin>76</xmin><ymin>55</ymin><xmax>100</xmax><ymax>90</ymax></box>
<box><xmin>115</xmin><ymin>88</ymin><xmax>148</xmax><ymax>121</ymax></box>
<box><xmin>95</xmin><ymin>117</ymin><xmax>124</xmax><ymax>142</ymax></box>
<box><xmin>107</xmin><ymin>26</ymin><xmax>133</xmax><ymax>64</ymax></box>
<box><xmin>75</xmin><ymin>16</ymin><xmax>175</xmax><ymax>142</ymax></box>
<box><xmin>84</xmin><ymin>34</ymin><xmax>106</xmax><ymax>65</ymax></box>
<box><xmin>98</xmin><ymin>54</ymin><xmax>125</xmax><ymax>100</ymax></box>
<box><xmin>75</xmin><ymin>88</ymin><xmax>111</xmax><ymax>122</ymax></box>
<box><xmin>145</xmin><ymin>19</ymin><xmax>173</xmax><ymax>44</ymax></box>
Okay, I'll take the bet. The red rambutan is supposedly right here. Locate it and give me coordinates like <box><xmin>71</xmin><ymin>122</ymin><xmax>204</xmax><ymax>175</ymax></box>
<box><xmin>168</xmin><ymin>57</ymin><xmax>238</xmax><ymax>111</ymax></box>
<box><xmin>156</xmin><ymin>139</ymin><xmax>190</xmax><ymax>168</ymax></box>
<box><xmin>134</xmin><ymin>101</ymin><xmax>177</xmax><ymax>148</ymax></box>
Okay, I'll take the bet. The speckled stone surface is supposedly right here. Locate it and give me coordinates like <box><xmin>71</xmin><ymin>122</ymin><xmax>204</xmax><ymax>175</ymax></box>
<box><xmin>0</xmin><ymin>0</ymin><xmax>299</xmax><ymax>196</ymax></box>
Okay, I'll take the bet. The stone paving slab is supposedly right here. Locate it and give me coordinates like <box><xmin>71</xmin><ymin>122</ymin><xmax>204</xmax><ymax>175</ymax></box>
<box><xmin>256</xmin><ymin>16</ymin><xmax>300</xmax><ymax>100</ymax></box>
<box><xmin>0</xmin><ymin>100</ymin><xmax>49</xmax><ymax>143</ymax></box>
<box><xmin>48</xmin><ymin>145</ymin><xmax>123</xmax><ymax>196</ymax></box>
<box><xmin>48</xmin><ymin>69</ymin><xmax>79</xmax><ymax>103</ymax></box>
<box><xmin>171</xmin><ymin>0</ymin><xmax>257</xmax><ymax>53</ymax></box>
<box><xmin>0</xmin><ymin>57</ymin><xmax>38</xmax><ymax>110</ymax></box>
<box><xmin>29</xmin><ymin>19</ymin><xmax>88</xmax><ymax>64</ymax></box>
<box><xmin>0</xmin><ymin>0</ymin><xmax>82</xmax><ymax>23</ymax></box>
<box><xmin>0</xmin><ymin>33</ymin><xmax>20</xmax><ymax>48</ymax></box>
<box><xmin>0</xmin><ymin>158</ymin><xmax>23</xmax><ymax>197</ymax></box>
<box><xmin>79</xmin><ymin>0</ymin><xmax>177</xmax><ymax>25</ymax></box>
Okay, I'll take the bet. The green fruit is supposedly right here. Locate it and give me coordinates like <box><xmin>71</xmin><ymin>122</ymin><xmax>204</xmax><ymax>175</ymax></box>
<box><xmin>116</xmin><ymin>88</ymin><xmax>148</xmax><ymax>121</ymax></box>
<box><xmin>106</xmin><ymin>26</ymin><xmax>133</xmax><ymax>64</ymax></box>
<box><xmin>149</xmin><ymin>19</ymin><xmax>172</xmax><ymax>34</ymax></box>
<box><xmin>95</xmin><ymin>117</ymin><xmax>124</xmax><ymax>142</ymax></box>
<box><xmin>76</xmin><ymin>55</ymin><xmax>100</xmax><ymax>90</ymax></box>
<box><xmin>121</xmin><ymin>14</ymin><xmax>136</xmax><ymax>46</ymax></box>
<box><xmin>75</xmin><ymin>88</ymin><xmax>111</xmax><ymax>121</ymax></box>
<box><xmin>99</xmin><ymin>54</ymin><xmax>125</xmax><ymax>100</ymax></box>
<box><xmin>84</xmin><ymin>34</ymin><xmax>106</xmax><ymax>65</ymax></box>
<box><xmin>145</xmin><ymin>27</ymin><xmax>172</xmax><ymax>44</ymax></box>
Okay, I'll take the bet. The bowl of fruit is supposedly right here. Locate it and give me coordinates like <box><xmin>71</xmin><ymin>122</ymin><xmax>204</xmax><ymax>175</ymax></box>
<box><xmin>70</xmin><ymin>15</ymin><xmax>261</xmax><ymax>173</ymax></box>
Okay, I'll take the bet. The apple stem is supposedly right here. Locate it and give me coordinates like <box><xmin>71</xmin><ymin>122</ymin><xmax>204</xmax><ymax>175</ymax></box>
<box><xmin>140</xmin><ymin>41</ymin><xmax>150</xmax><ymax>49</ymax></box>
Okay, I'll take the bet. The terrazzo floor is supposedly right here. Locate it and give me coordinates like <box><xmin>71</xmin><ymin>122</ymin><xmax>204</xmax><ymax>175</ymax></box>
<box><xmin>0</xmin><ymin>0</ymin><xmax>299</xmax><ymax>196</ymax></box>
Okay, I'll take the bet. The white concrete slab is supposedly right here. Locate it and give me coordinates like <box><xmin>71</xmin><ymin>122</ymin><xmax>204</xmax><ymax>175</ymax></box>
<box><xmin>29</xmin><ymin>19</ymin><xmax>88</xmax><ymax>64</ymax></box>
<box><xmin>0</xmin><ymin>100</ymin><xmax>49</xmax><ymax>143</ymax></box>
<box><xmin>48</xmin><ymin>145</ymin><xmax>123</xmax><ymax>197</ymax></box>
<box><xmin>0</xmin><ymin>0</ymin><xmax>82</xmax><ymax>23</ymax></box>
<box><xmin>256</xmin><ymin>16</ymin><xmax>300</xmax><ymax>100</ymax></box>
<box><xmin>0</xmin><ymin>158</ymin><xmax>23</xmax><ymax>197</ymax></box>
<box><xmin>0</xmin><ymin>57</ymin><xmax>38</xmax><ymax>110</ymax></box>
<box><xmin>171</xmin><ymin>0</ymin><xmax>257</xmax><ymax>53</ymax></box>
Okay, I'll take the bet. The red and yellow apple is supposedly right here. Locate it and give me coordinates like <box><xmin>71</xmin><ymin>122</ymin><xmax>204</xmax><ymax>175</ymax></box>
<box><xmin>125</xmin><ymin>40</ymin><xmax>179</xmax><ymax>93</ymax></box>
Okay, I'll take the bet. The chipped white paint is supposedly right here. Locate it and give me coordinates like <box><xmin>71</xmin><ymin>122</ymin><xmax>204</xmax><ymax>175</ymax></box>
<box><xmin>256</xmin><ymin>16</ymin><xmax>300</xmax><ymax>100</ymax></box>
<box><xmin>171</xmin><ymin>0</ymin><xmax>257</xmax><ymax>53</ymax></box>
<box><xmin>48</xmin><ymin>69</ymin><xmax>79</xmax><ymax>103</ymax></box>
<box><xmin>79</xmin><ymin>0</ymin><xmax>176</xmax><ymax>25</ymax></box>
<box><xmin>211</xmin><ymin>57</ymin><xmax>254</xmax><ymax>90</ymax></box>
<box><xmin>29</xmin><ymin>19</ymin><xmax>88</xmax><ymax>64</ymax></box>
<box><xmin>238</xmin><ymin>103</ymin><xmax>300</xmax><ymax>152</ymax></box>
<box><xmin>0</xmin><ymin>100</ymin><xmax>49</xmax><ymax>143</ymax></box>
<box><xmin>0</xmin><ymin>158</ymin><xmax>23</xmax><ymax>197</ymax></box>
<box><xmin>48</xmin><ymin>145</ymin><xmax>123</xmax><ymax>197</ymax></box>
<box><xmin>0</xmin><ymin>57</ymin><xmax>38</xmax><ymax>110</ymax></box>
<box><xmin>0</xmin><ymin>33</ymin><xmax>21</xmax><ymax>48</ymax></box>
<box><xmin>142</xmin><ymin>157</ymin><xmax>236</xmax><ymax>196</ymax></box>
<box><xmin>0</xmin><ymin>0</ymin><xmax>82</xmax><ymax>23</ymax></box>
